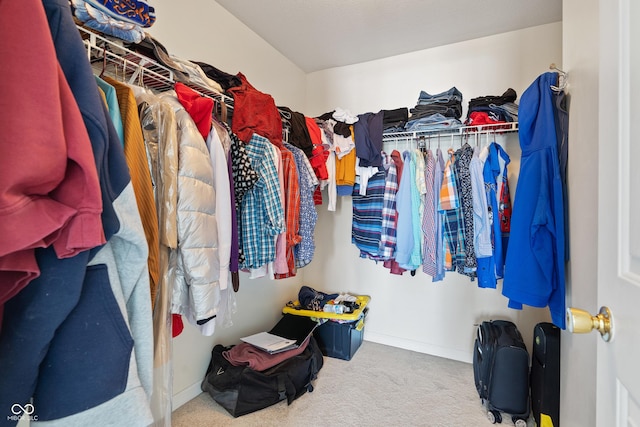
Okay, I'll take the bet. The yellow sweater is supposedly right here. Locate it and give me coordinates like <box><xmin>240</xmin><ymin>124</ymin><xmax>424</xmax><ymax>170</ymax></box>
<box><xmin>104</xmin><ymin>77</ymin><xmax>160</xmax><ymax>308</ymax></box>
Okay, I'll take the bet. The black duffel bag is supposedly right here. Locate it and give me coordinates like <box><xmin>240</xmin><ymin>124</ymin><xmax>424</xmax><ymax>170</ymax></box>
<box><xmin>201</xmin><ymin>336</ymin><xmax>324</xmax><ymax>417</ymax></box>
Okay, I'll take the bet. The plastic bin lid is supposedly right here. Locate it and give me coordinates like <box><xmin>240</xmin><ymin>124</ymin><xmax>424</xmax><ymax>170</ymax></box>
<box><xmin>282</xmin><ymin>295</ymin><xmax>370</xmax><ymax>321</ymax></box>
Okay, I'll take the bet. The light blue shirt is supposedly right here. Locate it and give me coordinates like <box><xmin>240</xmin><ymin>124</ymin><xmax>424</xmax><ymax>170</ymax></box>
<box><xmin>470</xmin><ymin>146</ymin><xmax>492</xmax><ymax>258</ymax></box>
<box><xmin>95</xmin><ymin>76</ymin><xmax>125</xmax><ymax>147</ymax></box>
<box><xmin>395</xmin><ymin>151</ymin><xmax>415</xmax><ymax>269</ymax></box>
<box><xmin>408</xmin><ymin>149</ymin><xmax>425</xmax><ymax>269</ymax></box>
<box><xmin>394</xmin><ymin>150</ymin><xmax>422</xmax><ymax>271</ymax></box>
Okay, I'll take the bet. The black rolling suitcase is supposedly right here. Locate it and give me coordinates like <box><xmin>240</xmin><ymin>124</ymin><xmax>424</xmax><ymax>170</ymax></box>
<box><xmin>473</xmin><ymin>320</ymin><xmax>530</xmax><ymax>426</ymax></box>
<box><xmin>530</xmin><ymin>322</ymin><xmax>560</xmax><ymax>427</ymax></box>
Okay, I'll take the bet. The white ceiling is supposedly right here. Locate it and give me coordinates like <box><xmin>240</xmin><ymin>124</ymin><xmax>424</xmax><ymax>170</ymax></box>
<box><xmin>216</xmin><ymin>0</ymin><xmax>563</xmax><ymax>73</ymax></box>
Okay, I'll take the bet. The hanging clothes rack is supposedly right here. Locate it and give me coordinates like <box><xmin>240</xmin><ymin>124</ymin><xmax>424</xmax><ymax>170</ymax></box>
<box><xmin>77</xmin><ymin>25</ymin><xmax>235</xmax><ymax>109</ymax></box>
<box><xmin>382</xmin><ymin>122</ymin><xmax>519</xmax><ymax>146</ymax></box>
<box><xmin>78</xmin><ymin>24</ymin><xmax>519</xmax><ymax>150</ymax></box>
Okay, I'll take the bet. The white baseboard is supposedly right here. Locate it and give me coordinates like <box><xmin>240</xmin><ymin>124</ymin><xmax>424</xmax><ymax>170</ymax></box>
<box><xmin>172</xmin><ymin>381</ymin><xmax>204</xmax><ymax>411</ymax></box>
<box><xmin>363</xmin><ymin>331</ymin><xmax>473</xmax><ymax>364</ymax></box>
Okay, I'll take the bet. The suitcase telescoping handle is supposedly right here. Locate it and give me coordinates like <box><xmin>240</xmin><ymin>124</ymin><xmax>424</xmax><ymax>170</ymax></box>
<box><xmin>477</xmin><ymin>321</ymin><xmax>496</xmax><ymax>348</ymax></box>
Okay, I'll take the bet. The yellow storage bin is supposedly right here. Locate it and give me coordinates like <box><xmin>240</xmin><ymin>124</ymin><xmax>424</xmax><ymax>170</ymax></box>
<box><xmin>283</xmin><ymin>295</ymin><xmax>370</xmax><ymax>360</ymax></box>
<box><xmin>282</xmin><ymin>295</ymin><xmax>370</xmax><ymax>321</ymax></box>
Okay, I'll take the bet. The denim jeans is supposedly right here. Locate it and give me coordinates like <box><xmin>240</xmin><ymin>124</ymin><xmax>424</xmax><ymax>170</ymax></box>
<box><xmin>404</xmin><ymin>113</ymin><xmax>462</xmax><ymax>132</ymax></box>
<box><xmin>417</xmin><ymin>87</ymin><xmax>463</xmax><ymax>105</ymax></box>
<box><xmin>410</xmin><ymin>103</ymin><xmax>462</xmax><ymax>119</ymax></box>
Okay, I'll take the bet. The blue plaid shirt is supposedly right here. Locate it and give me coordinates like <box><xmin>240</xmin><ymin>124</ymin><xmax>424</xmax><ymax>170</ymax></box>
<box><xmin>379</xmin><ymin>163</ymin><xmax>399</xmax><ymax>260</ymax></box>
<box><xmin>285</xmin><ymin>143</ymin><xmax>318</xmax><ymax>268</ymax></box>
<box><xmin>439</xmin><ymin>150</ymin><xmax>465</xmax><ymax>272</ymax></box>
<box><xmin>240</xmin><ymin>134</ymin><xmax>284</xmax><ymax>269</ymax></box>
<box><xmin>352</xmin><ymin>170</ymin><xmax>386</xmax><ymax>260</ymax></box>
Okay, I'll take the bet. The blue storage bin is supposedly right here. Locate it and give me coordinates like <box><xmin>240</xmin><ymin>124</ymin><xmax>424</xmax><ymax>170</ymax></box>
<box><xmin>314</xmin><ymin>309</ymin><xmax>367</xmax><ymax>361</ymax></box>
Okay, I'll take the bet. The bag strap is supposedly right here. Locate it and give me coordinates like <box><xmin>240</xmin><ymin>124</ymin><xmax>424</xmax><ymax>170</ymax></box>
<box><xmin>277</xmin><ymin>375</ymin><xmax>287</xmax><ymax>401</ymax></box>
<box><xmin>214</xmin><ymin>98</ymin><xmax>228</xmax><ymax>125</ymax></box>
<box><xmin>219</xmin><ymin>98</ymin><xmax>228</xmax><ymax>124</ymax></box>
<box><xmin>306</xmin><ymin>356</ymin><xmax>316</xmax><ymax>393</ymax></box>
<box><xmin>278</xmin><ymin>373</ymin><xmax>297</xmax><ymax>405</ymax></box>
<box><xmin>305</xmin><ymin>344</ymin><xmax>320</xmax><ymax>393</ymax></box>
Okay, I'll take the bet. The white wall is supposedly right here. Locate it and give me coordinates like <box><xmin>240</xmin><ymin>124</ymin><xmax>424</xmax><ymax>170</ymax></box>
<box><xmin>147</xmin><ymin>0</ymin><xmax>308</xmax><ymax>407</ymax></box>
<box><xmin>148</xmin><ymin>0</ymin><xmax>306</xmax><ymax>110</ymax></box>
<box><xmin>304</xmin><ymin>22</ymin><xmax>562</xmax><ymax>118</ymax></box>
<box><xmin>561</xmin><ymin>1</ymin><xmax>599</xmax><ymax>425</ymax></box>
<box><xmin>304</xmin><ymin>22</ymin><xmax>562</xmax><ymax>363</ymax></box>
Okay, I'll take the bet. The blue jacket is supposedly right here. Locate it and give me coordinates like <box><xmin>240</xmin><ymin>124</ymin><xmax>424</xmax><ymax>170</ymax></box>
<box><xmin>476</xmin><ymin>142</ymin><xmax>510</xmax><ymax>289</ymax></box>
<box><xmin>502</xmin><ymin>72</ymin><xmax>566</xmax><ymax>328</ymax></box>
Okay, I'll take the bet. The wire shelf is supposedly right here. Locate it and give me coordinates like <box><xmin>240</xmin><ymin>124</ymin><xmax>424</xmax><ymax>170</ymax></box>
<box><xmin>78</xmin><ymin>25</ymin><xmax>233</xmax><ymax>108</ymax></box>
<box><xmin>382</xmin><ymin>121</ymin><xmax>518</xmax><ymax>145</ymax></box>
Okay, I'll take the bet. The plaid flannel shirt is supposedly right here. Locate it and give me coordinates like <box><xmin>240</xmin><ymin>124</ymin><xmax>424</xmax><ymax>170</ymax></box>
<box><xmin>275</xmin><ymin>146</ymin><xmax>301</xmax><ymax>279</ymax></box>
<box><xmin>240</xmin><ymin>134</ymin><xmax>284</xmax><ymax>269</ymax></box>
<box><xmin>285</xmin><ymin>143</ymin><xmax>318</xmax><ymax>268</ymax></box>
<box><xmin>379</xmin><ymin>163</ymin><xmax>399</xmax><ymax>260</ymax></box>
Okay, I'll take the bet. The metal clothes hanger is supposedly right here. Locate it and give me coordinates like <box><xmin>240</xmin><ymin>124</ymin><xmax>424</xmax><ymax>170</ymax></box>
<box><xmin>549</xmin><ymin>63</ymin><xmax>568</xmax><ymax>91</ymax></box>
<box><xmin>417</xmin><ymin>136</ymin><xmax>427</xmax><ymax>153</ymax></box>
<box><xmin>99</xmin><ymin>45</ymin><xmax>108</xmax><ymax>78</ymax></box>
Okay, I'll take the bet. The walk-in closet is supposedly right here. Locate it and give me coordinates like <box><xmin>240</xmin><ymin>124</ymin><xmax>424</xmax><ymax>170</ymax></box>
<box><xmin>2</xmin><ymin>0</ymin><xmax>634</xmax><ymax>426</ymax></box>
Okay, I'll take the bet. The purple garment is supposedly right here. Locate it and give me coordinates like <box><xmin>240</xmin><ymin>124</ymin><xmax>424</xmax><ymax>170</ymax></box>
<box><xmin>223</xmin><ymin>336</ymin><xmax>310</xmax><ymax>371</ymax></box>
<box><xmin>228</xmin><ymin>151</ymin><xmax>238</xmax><ymax>273</ymax></box>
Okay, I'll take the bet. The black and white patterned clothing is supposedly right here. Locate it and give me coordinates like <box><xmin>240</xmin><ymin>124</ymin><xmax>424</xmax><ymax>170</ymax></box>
<box><xmin>454</xmin><ymin>143</ymin><xmax>477</xmax><ymax>277</ymax></box>
<box><xmin>223</xmin><ymin>123</ymin><xmax>259</xmax><ymax>267</ymax></box>
<box><xmin>223</xmin><ymin>123</ymin><xmax>259</xmax><ymax>210</ymax></box>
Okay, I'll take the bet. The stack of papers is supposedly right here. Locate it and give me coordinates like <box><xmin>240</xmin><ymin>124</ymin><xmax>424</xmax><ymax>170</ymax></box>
<box><xmin>240</xmin><ymin>314</ymin><xmax>319</xmax><ymax>354</ymax></box>
<box><xmin>240</xmin><ymin>332</ymin><xmax>297</xmax><ymax>354</ymax></box>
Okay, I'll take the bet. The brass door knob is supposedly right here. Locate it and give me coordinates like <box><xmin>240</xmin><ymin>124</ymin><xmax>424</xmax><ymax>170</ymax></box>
<box><xmin>566</xmin><ymin>306</ymin><xmax>614</xmax><ymax>342</ymax></box>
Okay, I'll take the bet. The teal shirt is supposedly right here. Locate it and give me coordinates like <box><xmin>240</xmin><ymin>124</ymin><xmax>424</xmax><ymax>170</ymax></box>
<box><xmin>95</xmin><ymin>76</ymin><xmax>125</xmax><ymax>147</ymax></box>
<box><xmin>409</xmin><ymin>149</ymin><xmax>425</xmax><ymax>269</ymax></box>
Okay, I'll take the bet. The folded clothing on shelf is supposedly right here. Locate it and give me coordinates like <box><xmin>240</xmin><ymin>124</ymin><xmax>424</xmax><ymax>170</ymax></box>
<box><xmin>72</xmin><ymin>0</ymin><xmax>155</xmax><ymax>43</ymax></box>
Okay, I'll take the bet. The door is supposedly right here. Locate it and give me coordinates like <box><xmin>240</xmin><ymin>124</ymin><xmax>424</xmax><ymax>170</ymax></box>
<box><xmin>597</xmin><ymin>0</ymin><xmax>640</xmax><ymax>424</ymax></box>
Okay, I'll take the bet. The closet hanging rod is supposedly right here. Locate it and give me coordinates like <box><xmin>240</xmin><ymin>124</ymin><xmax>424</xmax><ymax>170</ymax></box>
<box><xmin>86</xmin><ymin>37</ymin><xmax>174</xmax><ymax>91</ymax></box>
<box><xmin>77</xmin><ymin>25</ymin><xmax>235</xmax><ymax>108</ymax></box>
<box><xmin>382</xmin><ymin>121</ymin><xmax>518</xmax><ymax>144</ymax></box>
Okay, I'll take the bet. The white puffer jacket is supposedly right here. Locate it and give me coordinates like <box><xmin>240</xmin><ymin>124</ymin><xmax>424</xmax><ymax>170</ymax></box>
<box><xmin>161</xmin><ymin>94</ymin><xmax>220</xmax><ymax>328</ymax></box>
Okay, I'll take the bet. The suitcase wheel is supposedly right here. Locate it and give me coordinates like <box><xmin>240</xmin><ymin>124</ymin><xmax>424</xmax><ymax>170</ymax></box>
<box><xmin>487</xmin><ymin>410</ymin><xmax>502</xmax><ymax>424</ymax></box>
<box><xmin>513</xmin><ymin>418</ymin><xmax>527</xmax><ymax>427</ymax></box>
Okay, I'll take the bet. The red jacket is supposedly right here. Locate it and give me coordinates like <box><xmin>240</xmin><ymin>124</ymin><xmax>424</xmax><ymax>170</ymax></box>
<box><xmin>228</xmin><ymin>73</ymin><xmax>282</xmax><ymax>145</ymax></box>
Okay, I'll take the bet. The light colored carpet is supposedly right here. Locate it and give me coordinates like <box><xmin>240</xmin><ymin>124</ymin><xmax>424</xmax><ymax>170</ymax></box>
<box><xmin>171</xmin><ymin>341</ymin><xmax>535</xmax><ymax>427</ymax></box>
